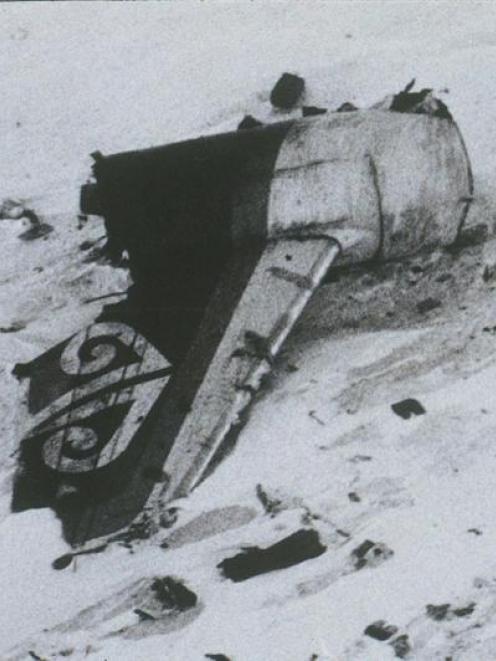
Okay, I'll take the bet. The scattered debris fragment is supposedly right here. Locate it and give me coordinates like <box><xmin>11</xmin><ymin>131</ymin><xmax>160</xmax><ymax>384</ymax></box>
<box><xmin>349</xmin><ymin>454</ymin><xmax>373</xmax><ymax>463</ymax></box>
<box><xmin>390</xmin><ymin>80</ymin><xmax>453</xmax><ymax>120</ymax></box>
<box><xmin>391</xmin><ymin>398</ymin><xmax>426</xmax><ymax>419</ymax></box>
<box><xmin>205</xmin><ymin>655</ymin><xmax>231</xmax><ymax>661</ymax></box>
<box><xmin>351</xmin><ymin>539</ymin><xmax>394</xmax><ymax>570</ymax></box>
<box><xmin>389</xmin><ymin>634</ymin><xmax>411</xmax><ymax>658</ymax></box>
<box><xmin>302</xmin><ymin>106</ymin><xmax>327</xmax><ymax>117</ymax></box>
<box><xmin>452</xmin><ymin>602</ymin><xmax>476</xmax><ymax>618</ymax></box>
<box><xmin>256</xmin><ymin>483</ymin><xmax>283</xmax><ymax>516</ymax></box>
<box><xmin>416</xmin><ymin>297</ymin><xmax>441</xmax><ymax>314</ymax></box>
<box><xmin>348</xmin><ymin>491</ymin><xmax>361</xmax><ymax>503</ymax></box>
<box><xmin>425</xmin><ymin>601</ymin><xmax>476</xmax><ymax>622</ymax></box>
<box><xmin>134</xmin><ymin>608</ymin><xmax>156</xmax><ymax>621</ymax></box>
<box><xmin>0</xmin><ymin>321</ymin><xmax>26</xmax><ymax>333</ymax></box>
<box><xmin>336</xmin><ymin>101</ymin><xmax>358</xmax><ymax>112</ymax></box>
<box><xmin>28</xmin><ymin>652</ymin><xmax>47</xmax><ymax>661</ymax></box>
<box><xmin>270</xmin><ymin>72</ymin><xmax>304</xmax><ymax>109</ymax></box>
<box><xmin>150</xmin><ymin>576</ymin><xmax>198</xmax><ymax>612</ymax></box>
<box><xmin>18</xmin><ymin>220</ymin><xmax>53</xmax><ymax>242</ymax></box>
<box><xmin>218</xmin><ymin>529</ymin><xmax>326</xmax><ymax>582</ymax></box>
<box><xmin>364</xmin><ymin>620</ymin><xmax>398</xmax><ymax>641</ymax></box>
<box><xmin>308</xmin><ymin>410</ymin><xmax>325</xmax><ymax>426</ymax></box>
<box><xmin>159</xmin><ymin>507</ymin><xmax>179</xmax><ymax>529</ymax></box>
<box><xmin>450</xmin><ymin>222</ymin><xmax>487</xmax><ymax>251</ymax></box>
<box><xmin>237</xmin><ymin>115</ymin><xmax>263</xmax><ymax>130</ymax></box>
<box><xmin>468</xmin><ymin>527</ymin><xmax>482</xmax><ymax>535</ymax></box>
<box><xmin>426</xmin><ymin>603</ymin><xmax>451</xmax><ymax>621</ymax></box>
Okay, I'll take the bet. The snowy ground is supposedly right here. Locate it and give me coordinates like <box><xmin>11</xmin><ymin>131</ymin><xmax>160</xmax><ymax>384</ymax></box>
<box><xmin>2</xmin><ymin>2</ymin><xmax>496</xmax><ymax>659</ymax></box>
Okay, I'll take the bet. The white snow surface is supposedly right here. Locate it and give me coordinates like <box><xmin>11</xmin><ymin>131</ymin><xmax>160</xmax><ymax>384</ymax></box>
<box><xmin>2</xmin><ymin>2</ymin><xmax>496</xmax><ymax>660</ymax></box>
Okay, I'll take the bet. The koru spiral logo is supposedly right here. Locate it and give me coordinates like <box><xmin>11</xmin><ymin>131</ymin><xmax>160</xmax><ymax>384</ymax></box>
<box><xmin>19</xmin><ymin>322</ymin><xmax>172</xmax><ymax>476</ymax></box>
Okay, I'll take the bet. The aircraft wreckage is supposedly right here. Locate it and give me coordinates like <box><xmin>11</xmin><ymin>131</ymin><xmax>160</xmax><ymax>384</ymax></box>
<box><xmin>13</xmin><ymin>110</ymin><xmax>472</xmax><ymax>546</ymax></box>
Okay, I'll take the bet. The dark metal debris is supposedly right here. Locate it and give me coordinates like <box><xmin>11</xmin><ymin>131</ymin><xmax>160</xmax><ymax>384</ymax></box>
<box><xmin>389</xmin><ymin>634</ymin><xmax>412</xmax><ymax>659</ymax></box>
<box><xmin>390</xmin><ymin>81</ymin><xmax>453</xmax><ymax>120</ymax></box>
<box><xmin>364</xmin><ymin>620</ymin><xmax>398</xmax><ymax>641</ymax></box>
<box><xmin>391</xmin><ymin>398</ymin><xmax>426</xmax><ymax>419</ymax></box>
<box><xmin>218</xmin><ymin>528</ymin><xmax>326</xmax><ymax>582</ymax></box>
<box><xmin>150</xmin><ymin>576</ymin><xmax>198</xmax><ymax>612</ymax></box>
<box><xmin>351</xmin><ymin>539</ymin><xmax>393</xmax><ymax>570</ymax></box>
<box><xmin>416</xmin><ymin>297</ymin><xmax>441</xmax><ymax>314</ymax></box>
<box><xmin>302</xmin><ymin>106</ymin><xmax>327</xmax><ymax>117</ymax></box>
<box><xmin>426</xmin><ymin>603</ymin><xmax>451</xmax><ymax>621</ymax></box>
<box><xmin>336</xmin><ymin>102</ymin><xmax>358</xmax><ymax>112</ymax></box>
<box><xmin>270</xmin><ymin>72</ymin><xmax>305</xmax><ymax>109</ymax></box>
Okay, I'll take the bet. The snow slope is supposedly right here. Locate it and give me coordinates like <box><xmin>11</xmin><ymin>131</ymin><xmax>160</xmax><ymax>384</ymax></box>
<box><xmin>2</xmin><ymin>2</ymin><xmax>496</xmax><ymax>659</ymax></box>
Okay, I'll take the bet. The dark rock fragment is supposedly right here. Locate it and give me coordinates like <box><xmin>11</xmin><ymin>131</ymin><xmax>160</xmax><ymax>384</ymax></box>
<box><xmin>416</xmin><ymin>297</ymin><xmax>441</xmax><ymax>314</ymax></box>
<box><xmin>450</xmin><ymin>223</ymin><xmax>487</xmax><ymax>251</ymax></box>
<box><xmin>151</xmin><ymin>576</ymin><xmax>197</xmax><ymax>612</ymax></box>
<box><xmin>270</xmin><ymin>73</ymin><xmax>305</xmax><ymax>109</ymax></box>
<box><xmin>218</xmin><ymin>528</ymin><xmax>326</xmax><ymax>582</ymax></box>
<box><xmin>351</xmin><ymin>539</ymin><xmax>393</xmax><ymax>570</ymax></box>
<box><xmin>302</xmin><ymin>106</ymin><xmax>327</xmax><ymax>117</ymax></box>
<box><xmin>348</xmin><ymin>491</ymin><xmax>361</xmax><ymax>503</ymax></box>
<box><xmin>391</xmin><ymin>398</ymin><xmax>426</xmax><ymax>419</ymax></box>
<box><xmin>134</xmin><ymin>608</ymin><xmax>156</xmax><ymax>621</ymax></box>
<box><xmin>389</xmin><ymin>634</ymin><xmax>411</xmax><ymax>658</ymax></box>
<box><xmin>390</xmin><ymin>82</ymin><xmax>453</xmax><ymax>120</ymax></box>
<box><xmin>336</xmin><ymin>102</ymin><xmax>358</xmax><ymax>112</ymax></box>
<box><xmin>452</xmin><ymin>602</ymin><xmax>475</xmax><ymax>618</ymax></box>
<box><xmin>426</xmin><ymin>603</ymin><xmax>450</xmax><ymax>621</ymax></box>
<box><xmin>18</xmin><ymin>222</ymin><xmax>53</xmax><ymax>242</ymax></box>
<box><xmin>364</xmin><ymin>620</ymin><xmax>398</xmax><ymax>641</ymax></box>
<box><xmin>255</xmin><ymin>483</ymin><xmax>282</xmax><ymax>516</ymax></box>
<box><xmin>237</xmin><ymin>115</ymin><xmax>263</xmax><ymax>130</ymax></box>
<box><xmin>205</xmin><ymin>655</ymin><xmax>231</xmax><ymax>661</ymax></box>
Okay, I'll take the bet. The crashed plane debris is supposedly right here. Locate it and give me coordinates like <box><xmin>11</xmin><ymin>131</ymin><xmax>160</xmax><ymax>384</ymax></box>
<box><xmin>14</xmin><ymin>110</ymin><xmax>472</xmax><ymax>546</ymax></box>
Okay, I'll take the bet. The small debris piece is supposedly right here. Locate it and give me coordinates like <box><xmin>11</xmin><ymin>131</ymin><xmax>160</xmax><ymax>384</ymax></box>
<box><xmin>390</xmin><ymin>82</ymin><xmax>452</xmax><ymax>120</ymax></box>
<box><xmin>416</xmin><ymin>297</ymin><xmax>441</xmax><ymax>314</ymax></box>
<box><xmin>218</xmin><ymin>529</ymin><xmax>326</xmax><ymax>582</ymax></box>
<box><xmin>134</xmin><ymin>608</ymin><xmax>156</xmax><ymax>621</ymax></box>
<box><xmin>426</xmin><ymin>603</ymin><xmax>451</xmax><ymax>621</ymax></box>
<box><xmin>255</xmin><ymin>483</ymin><xmax>283</xmax><ymax>516</ymax></box>
<box><xmin>205</xmin><ymin>655</ymin><xmax>231</xmax><ymax>661</ymax></box>
<box><xmin>18</xmin><ymin>222</ymin><xmax>53</xmax><ymax>242</ymax></box>
<box><xmin>348</xmin><ymin>491</ymin><xmax>361</xmax><ymax>503</ymax></box>
<box><xmin>351</xmin><ymin>539</ymin><xmax>393</xmax><ymax>570</ymax></box>
<box><xmin>391</xmin><ymin>398</ymin><xmax>426</xmax><ymax>419</ymax></box>
<box><xmin>452</xmin><ymin>602</ymin><xmax>476</xmax><ymax>618</ymax></box>
<box><xmin>364</xmin><ymin>620</ymin><xmax>398</xmax><ymax>641</ymax></box>
<box><xmin>237</xmin><ymin>115</ymin><xmax>263</xmax><ymax>130</ymax></box>
<box><xmin>468</xmin><ymin>528</ymin><xmax>482</xmax><ymax>536</ymax></box>
<box><xmin>79</xmin><ymin>240</ymin><xmax>94</xmax><ymax>251</ymax></box>
<box><xmin>28</xmin><ymin>652</ymin><xmax>46</xmax><ymax>661</ymax></box>
<box><xmin>336</xmin><ymin>102</ymin><xmax>358</xmax><ymax>112</ymax></box>
<box><xmin>151</xmin><ymin>576</ymin><xmax>197</xmax><ymax>612</ymax></box>
<box><xmin>389</xmin><ymin>634</ymin><xmax>411</xmax><ymax>659</ymax></box>
<box><xmin>52</xmin><ymin>554</ymin><xmax>74</xmax><ymax>571</ymax></box>
<box><xmin>451</xmin><ymin>223</ymin><xmax>488</xmax><ymax>251</ymax></box>
<box><xmin>159</xmin><ymin>507</ymin><xmax>179</xmax><ymax>530</ymax></box>
<box><xmin>270</xmin><ymin>72</ymin><xmax>305</xmax><ymax>109</ymax></box>
<box><xmin>0</xmin><ymin>321</ymin><xmax>26</xmax><ymax>333</ymax></box>
<box><xmin>308</xmin><ymin>410</ymin><xmax>325</xmax><ymax>426</ymax></box>
<box><xmin>302</xmin><ymin>106</ymin><xmax>327</xmax><ymax>117</ymax></box>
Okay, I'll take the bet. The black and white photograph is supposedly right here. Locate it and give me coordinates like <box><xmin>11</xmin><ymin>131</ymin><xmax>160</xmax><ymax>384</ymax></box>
<box><xmin>0</xmin><ymin>1</ymin><xmax>494</xmax><ymax>659</ymax></box>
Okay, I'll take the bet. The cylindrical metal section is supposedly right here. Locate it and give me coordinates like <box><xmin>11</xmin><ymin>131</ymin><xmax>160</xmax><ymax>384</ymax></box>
<box><xmin>268</xmin><ymin>110</ymin><xmax>472</xmax><ymax>261</ymax></box>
